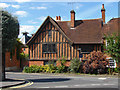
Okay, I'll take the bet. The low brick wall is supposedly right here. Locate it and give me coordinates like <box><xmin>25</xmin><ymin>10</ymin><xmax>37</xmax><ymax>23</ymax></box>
<box><xmin>29</xmin><ymin>60</ymin><xmax>70</xmax><ymax>67</ymax></box>
<box><xmin>29</xmin><ymin>61</ymin><xmax>44</xmax><ymax>67</ymax></box>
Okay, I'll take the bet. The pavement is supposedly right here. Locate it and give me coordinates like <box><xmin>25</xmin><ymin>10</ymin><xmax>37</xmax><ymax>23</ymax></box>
<box><xmin>0</xmin><ymin>78</ymin><xmax>26</xmax><ymax>89</ymax></box>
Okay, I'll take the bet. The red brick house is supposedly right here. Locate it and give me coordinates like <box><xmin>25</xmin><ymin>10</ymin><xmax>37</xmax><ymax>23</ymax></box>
<box><xmin>5</xmin><ymin>48</ymin><xmax>21</xmax><ymax>71</ymax></box>
<box><xmin>26</xmin><ymin>4</ymin><xmax>119</xmax><ymax>66</ymax></box>
<box><xmin>5</xmin><ymin>41</ymin><xmax>29</xmax><ymax>71</ymax></box>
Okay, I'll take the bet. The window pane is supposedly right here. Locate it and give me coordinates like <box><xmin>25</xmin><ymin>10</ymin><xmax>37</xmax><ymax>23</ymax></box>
<box><xmin>48</xmin><ymin>30</ymin><xmax>51</xmax><ymax>37</ymax></box>
<box><xmin>43</xmin><ymin>44</ymin><xmax>47</xmax><ymax>52</ymax></box>
<box><xmin>48</xmin><ymin>44</ymin><xmax>51</xmax><ymax>52</ymax></box>
<box><xmin>53</xmin><ymin>44</ymin><xmax>56</xmax><ymax>52</ymax></box>
<box><xmin>51</xmin><ymin>44</ymin><xmax>53</xmax><ymax>52</ymax></box>
<box><xmin>42</xmin><ymin>44</ymin><xmax>56</xmax><ymax>53</ymax></box>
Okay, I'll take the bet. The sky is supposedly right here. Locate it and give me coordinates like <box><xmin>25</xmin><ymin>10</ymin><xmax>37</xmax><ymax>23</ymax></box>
<box><xmin>0</xmin><ymin>1</ymin><xmax>119</xmax><ymax>38</ymax></box>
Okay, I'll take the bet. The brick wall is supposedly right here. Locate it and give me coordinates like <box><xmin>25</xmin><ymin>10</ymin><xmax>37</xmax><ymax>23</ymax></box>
<box><xmin>5</xmin><ymin>47</ymin><xmax>29</xmax><ymax>71</ymax></box>
<box><xmin>29</xmin><ymin>61</ymin><xmax>44</xmax><ymax>67</ymax></box>
<box><xmin>5</xmin><ymin>48</ymin><xmax>20</xmax><ymax>70</ymax></box>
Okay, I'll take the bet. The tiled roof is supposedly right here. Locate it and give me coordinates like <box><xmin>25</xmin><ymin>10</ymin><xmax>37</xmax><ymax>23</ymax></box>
<box><xmin>103</xmin><ymin>18</ymin><xmax>119</xmax><ymax>35</ymax></box>
<box><xmin>56</xmin><ymin>19</ymin><xmax>103</xmax><ymax>44</ymax></box>
<box><xmin>27</xmin><ymin>16</ymin><xmax>119</xmax><ymax>45</ymax></box>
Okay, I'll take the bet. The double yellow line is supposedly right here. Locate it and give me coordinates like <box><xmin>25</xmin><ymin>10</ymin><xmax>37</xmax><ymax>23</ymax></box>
<box><xmin>10</xmin><ymin>80</ymin><xmax>33</xmax><ymax>89</ymax></box>
<box><xmin>4</xmin><ymin>79</ymin><xmax>33</xmax><ymax>89</ymax></box>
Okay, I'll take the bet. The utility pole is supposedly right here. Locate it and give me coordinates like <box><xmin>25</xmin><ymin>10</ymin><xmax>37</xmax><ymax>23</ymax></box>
<box><xmin>0</xmin><ymin>10</ymin><xmax>4</xmax><ymax>81</ymax></box>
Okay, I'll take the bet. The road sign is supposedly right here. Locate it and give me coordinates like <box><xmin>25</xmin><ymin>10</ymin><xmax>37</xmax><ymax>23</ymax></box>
<box><xmin>109</xmin><ymin>59</ymin><xmax>116</xmax><ymax>68</ymax></box>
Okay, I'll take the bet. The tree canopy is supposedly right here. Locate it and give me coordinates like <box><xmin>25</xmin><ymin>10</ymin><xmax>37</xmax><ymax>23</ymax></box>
<box><xmin>104</xmin><ymin>33</ymin><xmax>120</xmax><ymax>64</ymax></box>
<box><xmin>2</xmin><ymin>10</ymin><xmax>19</xmax><ymax>53</ymax></box>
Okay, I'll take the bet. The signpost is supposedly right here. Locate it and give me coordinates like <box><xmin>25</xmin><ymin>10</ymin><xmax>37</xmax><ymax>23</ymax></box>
<box><xmin>106</xmin><ymin>57</ymin><xmax>116</xmax><ymax>68</ymax></box>
<box><xmin>106</xmin><ymin>57</ymin><xmax>117</xmax><ymax>75</ymax></box>
<box><xmin>109</xmin><ymin>59</ymin><xmax>116</xmax><ymax>68</ymax></box>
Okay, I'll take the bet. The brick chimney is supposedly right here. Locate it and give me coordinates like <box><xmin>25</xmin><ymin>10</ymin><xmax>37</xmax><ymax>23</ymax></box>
<box><xmin>101</xmin><ymin>4</ymin><xmax>105</xmax><ymax>23</ymax></box>
<box><xmin>56</xmin><ymin>16</ymin><xmax>61</xmax><ymax>21</ymax></box>
<box><xmin>56</xmin><ymin>16</ymin><xmax>58</xmax><ymax>21</ymax></box>
<box><xmin>70</xmin><ymin>10</ymin><xmax>75</xmax><ymax>28</ymax></box>
<box><xmin>22</xmin><ymin>32</ymin><xmax>29</xmax><ymax>36</ymax></box>
<box><xmin>58</xmin><ymin>16</ymin><xmax>61</xmax><ymax>21</ymax></box>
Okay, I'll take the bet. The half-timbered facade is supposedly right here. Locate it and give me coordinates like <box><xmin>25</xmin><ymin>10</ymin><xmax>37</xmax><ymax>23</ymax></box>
<box><xmin>27</xmin><ymin>4</ymin><xmax>119</xmax><ymax>66</ymax></box>
<box><xmin>27</xmin><ymin>16</ymin><xmax>103</xmax><ymax>66</ymax></box>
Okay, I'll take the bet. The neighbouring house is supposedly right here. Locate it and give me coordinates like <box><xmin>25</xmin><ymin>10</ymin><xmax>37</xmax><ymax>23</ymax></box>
<box><xmin>5</xmin><ymin>48</ymin><xmax>21</xmax><ymax>71</ymax></box>
<box><xmin>103</xmin><ymin>17</ymin><xmax>119</xmax><ymax>68</ymax></box>
<box><xmin>20</xmin><ymin>32</ymin><xmax>31</xmax><ymax>54</ymax></box>
<box><xmin>19</xmin><ymin>32</ymin><xmax>31</xmax><ymax>67</ymax></box>
<box><xmin>5</xmin><ymin>32</ymin><xmax>31</xmax><ymax>71</ymax></box>
<box><xmin>5</xmin><ymin>41</ymin><xmax>24</xmax><ymax>71</ymax></box>
<box><xmin>26</xmin><ymin>4</ymin><xmax>119</xmax><ymax>67</ymax></box>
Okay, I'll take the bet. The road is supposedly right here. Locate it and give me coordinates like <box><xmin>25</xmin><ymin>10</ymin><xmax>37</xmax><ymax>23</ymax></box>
<box><xmin>6</xmin><ymin>72</ymin><xmax>118</xmax><ymax>89</ymax></box>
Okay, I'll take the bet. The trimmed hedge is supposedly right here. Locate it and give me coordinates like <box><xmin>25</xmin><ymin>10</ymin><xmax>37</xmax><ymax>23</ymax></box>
<box><xmin>23</xmin><ymin>65</ymin><xmax>58</xmax><ymax>73</ymax></box>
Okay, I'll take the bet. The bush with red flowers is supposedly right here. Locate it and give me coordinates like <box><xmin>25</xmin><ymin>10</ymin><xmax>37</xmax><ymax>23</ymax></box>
<box><xmin>83</xmin><ymin>51</ymin><xmax>109</xmax><ymax>74</ymax></box>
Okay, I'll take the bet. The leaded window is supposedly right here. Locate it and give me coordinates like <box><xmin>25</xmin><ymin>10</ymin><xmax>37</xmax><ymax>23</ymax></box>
<box><xmin>42</xmin><ymin>43</ymin><xmax>56</xmax><ymax>53</ymax></box>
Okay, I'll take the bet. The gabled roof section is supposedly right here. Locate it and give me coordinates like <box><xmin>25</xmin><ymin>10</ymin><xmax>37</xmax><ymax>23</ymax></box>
<box><xmin>20</xmin><ymin>35</ymin><xmax>31</xmax><ymax>44</ymax></box>
<box><xmin>27</xmin><ymin>16</ymin><xmax>73</xmax><ymax>45</ymax></box>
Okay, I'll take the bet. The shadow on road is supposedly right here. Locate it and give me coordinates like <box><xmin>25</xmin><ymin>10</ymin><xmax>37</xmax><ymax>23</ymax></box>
<box><xmin>3</xmin><ymin>78</ymin><xmax>23</xmax><ymax>82</ymax></box>
<box><xmin>28</xmin><ymin>78</ymin><xmax>71</xmax><ymax>83</ymax></box>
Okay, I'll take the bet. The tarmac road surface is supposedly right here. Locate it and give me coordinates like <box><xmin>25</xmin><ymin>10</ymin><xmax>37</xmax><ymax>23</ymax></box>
<box><xmin>6</xmin><ymin>72</ymin><xmax>118</xmax><ymax>89</ymax></box>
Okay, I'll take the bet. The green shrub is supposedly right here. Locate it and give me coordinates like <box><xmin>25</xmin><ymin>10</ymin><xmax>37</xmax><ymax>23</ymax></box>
<box><xmin>20</xmin><ymin>52</ymin><xmax>29</xmax><ymax>60</ymax></box>
<box><xmin>56</xmin><ymin>57</ymin><xmax>69</xmax><ymax>73</ymax></box>
<box><xmin>23</xmin><ymin>58</ymin><xmax>69</xmax><ymax>73</ymax></box>
<box><xmin>69</xmin><ymin>58</ymin><xmax>82</xmax><ymax>73</ymax></box>
<box><xmin>23</xmin><ymin>66</ymin><xmax>29</xmax><ymax>73</ymax></box>
<box><xmin>43</xmin><ymin>65</ymin><xmax>49</xmax><ymax>72</ymax></box>
<box><xmin>23</xmin><ymin>65</ymin><xmax>44</xmax><ymax>73</ymax></box>
<box><xmin>56</xmin><ymin>65</ymin><xmax>68</xmax><ymax>73</ymax></box>
<box><xmin>48</xmin><ymin>64</ymin><xmax>57</xmax><ymax>73</ymax></box>
<box><xmin>114</xmin><ymin>67</ymin><xmax>119</xmax><ymax>73</ymax></box>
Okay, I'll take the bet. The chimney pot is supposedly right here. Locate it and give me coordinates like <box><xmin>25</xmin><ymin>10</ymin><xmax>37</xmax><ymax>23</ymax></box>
<box><xmin>102</xmin><ymin>4</ymin><xmax>104</xmax><ymax>9</ymax></box>
<box><xmin>58</xmin><ymin>16</ymin><xmax>61</xmax><ymax>21</ymax></box>
<box><xmin>22</xmin><ymin>32</ymin><xmax>29</xmax><ymax>36</ymax></box>
<box><xmin>56</xmin><ymin>16</ymin><xmax>58</xmax><ymax>20</ymax></box>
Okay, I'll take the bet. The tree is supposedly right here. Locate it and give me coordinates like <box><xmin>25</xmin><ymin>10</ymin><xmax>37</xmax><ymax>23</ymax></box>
<box><xmin>104</xmin><ymin>33</ymin><xmax>120</xmax><ymax>64</ymax></box>
<box><xmin>2</xmin><ymin>10</ymin><xmax>19</xmax><ymax>80</ymax></box>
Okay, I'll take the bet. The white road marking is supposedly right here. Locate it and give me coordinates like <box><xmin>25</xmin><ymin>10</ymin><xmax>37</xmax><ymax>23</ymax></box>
<box><xmin>98</xmin><ymin>78</ymin><xmax>107</xmax><ymax>80</ymax></box>
<box><xmin>74</xmin><ymin>84</ymin><xmax>87</xmax><ymax>87</ymax></box>
<box><xmin>39</xmin><ymin>87</ymin><xmax>50</xmax><ymax>88</ymax></box>
<box><xmin>91</xmin><ymin>84</ymin><xmax>101</xmax><ymax>86</ymax></box>
<box><xmin>103</xmin><ymin>84</ymin><xmax>115</xmax><ymax>85</ymax></box>
<box><xmin>55</xmin><ymin>86</ymin><xmax>68</xmax><ymax>88</ymax></box>
<box><xmin>74</xmin><ymin>85</ymin><xmax>81</xmax><ymax>86</ymax></box>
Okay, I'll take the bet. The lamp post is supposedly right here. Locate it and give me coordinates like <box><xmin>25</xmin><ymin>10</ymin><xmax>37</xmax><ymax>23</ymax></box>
<box><xmin>77</xmin><ymin>48</ymin><xmax>82</xmax><ymax>62</ymax></box>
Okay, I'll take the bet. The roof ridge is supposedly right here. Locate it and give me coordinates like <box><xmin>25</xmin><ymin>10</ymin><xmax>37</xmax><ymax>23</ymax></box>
<box><xmin>82</xmin><ymin>18</ymin><xmax>102</xmax><ymax>21</ymax></box>
<box><xmin>56</xmin><ymin>18</ymin><xmax>102</xmax><ymax>22</ymax></box>
<box><xmin>56</xmin><ymin>21</ymin><xmax>70</xmax><ymax>22</ymax></box>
